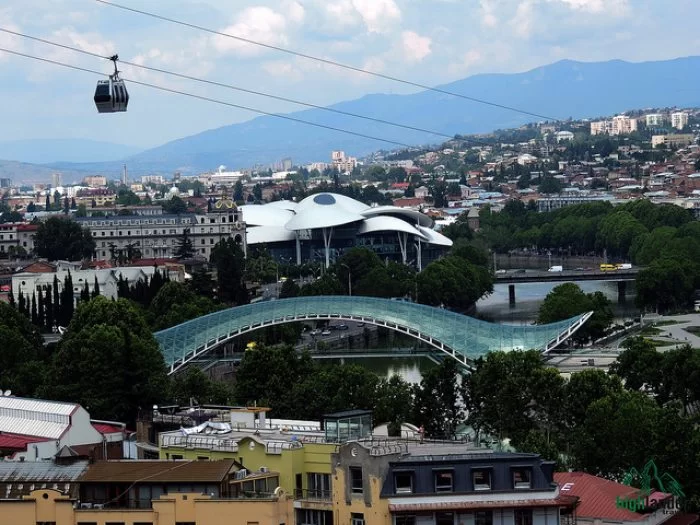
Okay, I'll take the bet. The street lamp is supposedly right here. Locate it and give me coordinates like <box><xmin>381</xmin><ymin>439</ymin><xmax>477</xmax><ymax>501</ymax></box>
<box><xmin>340</xmin><ymin>263</ymin><xmax>352</xmax><ymax>296</ymax></box>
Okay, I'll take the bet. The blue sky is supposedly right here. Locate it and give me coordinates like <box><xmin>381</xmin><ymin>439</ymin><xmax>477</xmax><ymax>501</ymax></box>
<box><xmin>0</xmin><ymin>0</ymin><xmax>698</xmax><ymax>150</ymax></box>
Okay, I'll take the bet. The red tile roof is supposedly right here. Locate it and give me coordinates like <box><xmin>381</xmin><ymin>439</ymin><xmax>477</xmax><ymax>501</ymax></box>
<box><xmin>0</xmin><ymin>432</ymin><xmax>50</xmax><ymax>451</ymax></box>
<box><xmin>92</xmin><ymin>423</ymin><xmax>124</xmax><ymax>435</ymax></box>
<box><xmin>555</xmin><ymin>471</ymin><xmax>672</xmax><ymax>522</ymax></box>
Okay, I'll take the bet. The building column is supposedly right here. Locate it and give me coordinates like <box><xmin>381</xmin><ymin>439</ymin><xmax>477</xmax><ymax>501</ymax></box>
<box><xmin>397</xmin><ymin>232</ymin><xmax>408</xmax><ymax>265</ymax></box>
<box><xmin>415</xmin><ymin>239</ymin><xmax>422</xmax><ymax>272</ymax></box>
<box><xmin>322</xmin><ymin>227</ymin><xmax>333</xmax><ymax>269</ymax></box>
<box><xmin>295</xmin><ymin>232</ymin><xmax>302</xmax><ymax>265</ymax></box>
<box><xmin>509</xmin><ymin>284</ymin><xmax>516</xmax><ymax>306</ymax></box>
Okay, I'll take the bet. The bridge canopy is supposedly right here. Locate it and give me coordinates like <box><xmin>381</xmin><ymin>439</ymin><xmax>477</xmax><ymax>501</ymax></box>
<box><xmin>154</xmin><ymin>296</ymin><xmax>591</xmax><ymax>374</ymax></box>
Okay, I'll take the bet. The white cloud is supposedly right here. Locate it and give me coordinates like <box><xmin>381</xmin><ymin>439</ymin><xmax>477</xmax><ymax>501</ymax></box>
<box><xmin>447</xmin><ymin>49</ymin><xmax>482</xmax><ymax>75</ymax></box>
<box><xmin>260</xmin><ymin>60</ymin><xmax>303</xmax><ymax>81</ymax></box>
<box><xmin>0</xmin><ymin>11</ymin><xmax>23</xmax><ymax>61</ymax></box>
<box><xmin>555</xmin><ymin>0</ymin><xmax>629</xmax><ymax>14</ymax></box>
<box><xmin>399</xmin><ymin>31</ymin><xmax>432</xmax><ymax>63</ymax></box>
<box><xmin>480</xmin><ymin>0</ymin><xmax>498</xmax><ymax>28</ymax></box>
<box><xmin>283</xmin><ymin>0</ymin><xmax>305</xmax><ymax>23</ymax></box>
<box><xmin>351</xmin><ymin>0</ymin><xmax>401</xmax><ymax>33</ymax></box>
<box><xmin>212</xmin><ymin>6</ymin><xmax>289</xmax><ymax>57</ymax></box>
<box><xmin>51</xmin><ymin>28</ymin><xmax>116</xmax><ymax>58</ymax></box>
<box><xmin>510</xmin><ymin>0</ymin><xmax>535</xmax><ymax>38</ymax></box>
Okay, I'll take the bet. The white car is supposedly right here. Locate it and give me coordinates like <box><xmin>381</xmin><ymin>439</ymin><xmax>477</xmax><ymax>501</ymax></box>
<box><xmin>321</xmin><ymin>330</ymin><xmax>331</xmax><ymax>336</ymax></box>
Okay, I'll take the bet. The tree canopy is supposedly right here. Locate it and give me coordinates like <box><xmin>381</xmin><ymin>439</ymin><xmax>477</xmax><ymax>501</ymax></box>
<box><xmin>33</xmin><ymin>217</ymin><xmax>95</xmax><ymax>261</ymax></box>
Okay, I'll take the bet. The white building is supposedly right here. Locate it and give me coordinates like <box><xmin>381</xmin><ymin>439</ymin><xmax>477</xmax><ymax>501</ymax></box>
<box><xmin>141</xmin><ymin>175</ymin><xmax>166</xmax><ymax>185</ymax></box>
<box><xmin>198</xmin><ymin>166</ymin><xmax>244</xmax><ymax>186</ymax></box>
<box><xmin>75</xmin><ymin>208</ymin><xmax>246</xmax><ymax>261</ymax></box>
<box><xmin>645</xmin><ymin>113</ymin><xmax>665</xmax><ymax>127</ymax></box>
<box><xmin>11</xmin><ymin>266</ymin><xmax>182</xmax><ymax>303</ymax></box>
<box><xmin>611</xmin><ymin>115</ymin><xmax>638</xmax><ymax>135</ymax></box>
<box><xmin>331</xmin><ymin>151</ymin><xmax>357</xmax><ymax>172</ymax></box>
<box><xmin>671</xmin><ymin>111</ymin><xmax>689</xmax><ymax>130</ymax></box>
<box><xmin>0</xmin><ymin>396</ymin><xmax>126</xmax><ymax>461</ymax></box>
<box><xmin>555</xmin><ymin>131</ymin><xmax>574</xmax><ymax>142</ymax></box>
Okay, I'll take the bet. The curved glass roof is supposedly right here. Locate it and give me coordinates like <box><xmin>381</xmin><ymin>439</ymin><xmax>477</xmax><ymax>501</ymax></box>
<box><xmin>154</xmin><ymin>296</ymin><xmax>590</xmax><ymax>374</ymax></box>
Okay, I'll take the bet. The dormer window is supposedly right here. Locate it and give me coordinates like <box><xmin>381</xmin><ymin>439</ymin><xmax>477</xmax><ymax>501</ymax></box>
<box><xmin>395</xmin><ymin>472</ymin><xmax>414</xmax><ymax>494</ymax></box>
<box><xmin>434</xmin><ymin>470</ymin><xmax>454</xmax><ymax>492</ymax></box>
<box><xmin>512</xmin><ymin>468</ymin><xmax>532</xmax><ymax>489</ymax></box>
<box><xmin>472</xmin><ymin>469</ymin><xmax>491</xmax><ymax>491</ymax></box>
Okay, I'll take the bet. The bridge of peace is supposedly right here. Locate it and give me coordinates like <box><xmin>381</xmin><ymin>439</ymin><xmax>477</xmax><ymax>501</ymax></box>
<box><xmin>155</xmin><ymin>296</ymin><xmax>592</xmax><ymax>375</ymax></box>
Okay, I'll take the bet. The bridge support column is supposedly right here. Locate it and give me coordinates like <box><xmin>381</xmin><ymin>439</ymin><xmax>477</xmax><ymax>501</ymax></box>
<box><xmin>617</xmin><ymin>281</ymin><xmax>627</xmax><ymax>302</ymax></box>
<box><xmin>508</xmin><ymin>284</ymin><xmax>516</xmax><ymax>306</ymax></box>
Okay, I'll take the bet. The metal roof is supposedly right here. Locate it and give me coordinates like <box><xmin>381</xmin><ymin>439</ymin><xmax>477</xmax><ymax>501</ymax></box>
<box><xmin>81</xmin><ymin>459</ymin><xmax>237</xmax><ymax>483</ymax></box>
<box><xmin>0</xmin><ymin>397</ymin><xmax>78</xmax><ymax>440</ymax></box>
<box><xmin>0</xmin><ymin>397</ymin><xmax>77</xmax><ymax>416</ymax></box>
<box><xmin>0</xmin><ymin>460</ymin><xmax>89</xmax><ymax>482</ymax></box>
<box><xmin>555</xmin><ymin>471</ymin><xmax>657</xmax><ymax>522</ymax></box>
<box><xmin>357</xmin><ymin>216</ymin><xmax>428</xmax><ymax>239</ymax></box>
<box><xmin>389</xmin><ymin>496</ymin><xmax>577</xmax><ymax>512</ymax></box>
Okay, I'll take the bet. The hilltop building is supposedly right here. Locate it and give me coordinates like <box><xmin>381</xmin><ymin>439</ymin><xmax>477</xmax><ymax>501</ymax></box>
<box><xmin>671</xmin><ymin>112</ymin><xmax>689</xmax><ymax>130</ymax></box>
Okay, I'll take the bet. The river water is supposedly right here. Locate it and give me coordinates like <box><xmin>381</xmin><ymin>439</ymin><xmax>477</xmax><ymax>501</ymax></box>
<box><xmin>331</xmin><ymin>280</ymin><xmax>640</xmax><ymax>383</ymax></box>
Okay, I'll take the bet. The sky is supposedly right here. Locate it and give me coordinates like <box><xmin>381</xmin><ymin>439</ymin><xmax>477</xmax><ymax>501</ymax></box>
<box><xmin>0</xmin><ymin>0</ymin><xmax>699</xmax><ymax>151</ymax></box>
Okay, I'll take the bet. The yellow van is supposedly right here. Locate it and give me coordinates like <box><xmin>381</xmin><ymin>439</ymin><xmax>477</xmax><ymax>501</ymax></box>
<box><xmin>600</xmin><ymin>264</ymin><xmax>617</xmax><ymax>272</ymax></box>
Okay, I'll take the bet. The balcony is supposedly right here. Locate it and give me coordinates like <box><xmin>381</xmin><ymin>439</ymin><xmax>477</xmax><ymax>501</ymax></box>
<box><xmin>293</xmin><ymin>489</ymin><xmax>333</xmax><ymax>511</ymax></box>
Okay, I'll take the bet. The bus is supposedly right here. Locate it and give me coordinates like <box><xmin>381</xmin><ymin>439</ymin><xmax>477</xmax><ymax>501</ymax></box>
<box><xmin>600</xmin><ymin>264</ymin><xmax>617</xmax><ymax>272</ymax></box>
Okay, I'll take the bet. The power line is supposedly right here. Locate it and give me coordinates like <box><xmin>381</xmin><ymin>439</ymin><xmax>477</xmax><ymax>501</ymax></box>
<box><xmin>94</xmin><ymin>0</ymin><xmax>560</xmax><ymax>122</ymax></box>
<box><xmin>0</xmin><ymin>47</ymin><xmax>416</xmax><ymax>148</ymax></box>
<box><xmin>0</xmin><ymin>26</ymin><xmax>457</xmax><ymax>141</ymax></box>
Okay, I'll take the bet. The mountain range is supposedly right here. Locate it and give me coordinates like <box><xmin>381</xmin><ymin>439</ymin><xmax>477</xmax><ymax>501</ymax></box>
<box><xmin>4</xmin><ymin>56</ymin><xmax>700</xmax><ymax>179</ymax></box>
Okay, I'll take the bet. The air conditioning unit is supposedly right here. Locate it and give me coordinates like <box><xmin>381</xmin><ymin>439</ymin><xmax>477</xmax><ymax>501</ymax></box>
<box><xmin>260</xmin><ymin>466</ymin><xmax>269</xmax><ymax>473</ymax></box>
<box><xmin>79</xmin><ymin>503</ymin><xmax>93</xmax><ymax>509</ymax></box>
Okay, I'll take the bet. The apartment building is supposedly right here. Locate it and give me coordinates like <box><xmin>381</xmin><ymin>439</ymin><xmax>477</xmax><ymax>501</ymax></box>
<box><xmin>590</xmin><ymin>116</ymin><xmax>638</xmax><ymax>136</ymax></box>
<box><xmin>332</xmin><ymin>150</ymin><xmax>358</xmax><ymax>172</ymax></box>
<box><xmin>671</xmin><ymin>112</ymin><xmax>689</xmax><ymax>130</ymax></box>
<box><xmin>612</xmin><ymin>115</ymin><xmax>638</xmax><ymax>135</ymax></box>
<box><xmin>652</xmin><ymin>134</ymin><xmax>695</xmax><ymax>149</ymax></box>
<box><xmin>645</xmin><ymin>113</ymin><xmax>665</xmax><ymax>127</ymax></box>
<box><xmin>0</xmin><ymin>222</ymin><xmax>37</xmax><ymax>256</ymax></box>
<box><xmin>82</xmin><ymin>175</ymin><xmax>107</xmax><ymax>188</ymax></box>
<box><xmin>75</xmin><ymin>207</ymin><xmax>246</xmax><ymax>261</ymax></box>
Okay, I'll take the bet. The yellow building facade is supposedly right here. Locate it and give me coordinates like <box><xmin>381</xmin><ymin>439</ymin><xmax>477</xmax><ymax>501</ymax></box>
<box><xmin>160</xmin><ymin>435</ymin><xmax>336</xmax><ymax>497</ymax></box>
<box><xmin>1</xmin><ymin>488</ymin><xmax>293</xmax><ymax>525</ymax></box>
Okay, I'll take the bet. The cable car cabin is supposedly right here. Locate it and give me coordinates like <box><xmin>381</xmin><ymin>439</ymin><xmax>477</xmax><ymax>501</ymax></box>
<box><xmin>94</xmin><ymin>78</ymin><xmax>129</xmax><ymax>113</ymax></box>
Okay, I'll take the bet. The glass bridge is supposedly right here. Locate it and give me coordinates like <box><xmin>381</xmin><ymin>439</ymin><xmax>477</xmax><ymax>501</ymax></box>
<box><xmin>154</xmin><ymin>296</ymin><xmax>592</xmax><ymax>374</ymax></box>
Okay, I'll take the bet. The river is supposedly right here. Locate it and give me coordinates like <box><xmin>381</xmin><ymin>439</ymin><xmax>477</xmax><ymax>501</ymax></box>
<box><xmin>331</xmin><ymin>280</ymin><xmax>641</xmax><ymax>382</ymax></box>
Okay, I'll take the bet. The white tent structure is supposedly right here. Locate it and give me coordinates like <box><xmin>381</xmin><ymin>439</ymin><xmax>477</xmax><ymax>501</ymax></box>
<box><xmin>240</xmin><ymin>193</ymin><xmax>452</xmax><ymax>269</ymax></box>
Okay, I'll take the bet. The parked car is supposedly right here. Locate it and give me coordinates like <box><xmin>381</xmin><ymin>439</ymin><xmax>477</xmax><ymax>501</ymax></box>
<box><xmin>321</xmin><ymin>330</ymin><xmax>331</xmax><ymax>336</ymax></box>
<box><xmin>337</xmin><ymin>324</ymin><xmax>349</xmax><ymax>330</ymax></box>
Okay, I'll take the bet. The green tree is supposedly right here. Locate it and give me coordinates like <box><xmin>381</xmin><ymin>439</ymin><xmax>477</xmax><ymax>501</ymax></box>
<box><xmin>538</xmin><ymin>176</ymin><xmax>563</xmax><ymax>194</ymax></box>
<box><xmin>210</xmin><ymin>238</ymin><xmax>248</xmax><ymax>305</ymax></box>
<box><xmin>162</xmin><ymin>196</ymin><xmax>187</xmax><ymax>214</ymax></box>
<box><xmin>174</xmin><ymin>228</ymin><xmax>195</xmax><ymax>259</ymax></box>
<box><xmin>148</xmin><ymin>281</ymin><xmax>220</xmax><ymax>331</ymax></box>
<box><xmin>170</xmin><ymin>367</ymin><xmax>234</xmax><ymax>405</ymax></box>
<box><xmin>412</xmin><ymin>359</ymin><xmax>465</xmax><ymax>439</ymax></box>
<box><xmin>537</xmin><ymin>283</ymin><xmax>613</xmax><ymax>344</ymax></box>
<box><xmin>374</xmin><ymin>375</ymin><xmax>414</xmax><ymax>436</ymax></box>
<box><xmin>635</xmin><ymin>258</ymin><xmax>695</xmax><ymax>313</ymax></box>
<box><xmin>279</xmin><ymin>278</ymin><xmax>300</xmax><ymax>298</ymax></box>
<box><xmin>233</xmin><ymin>180</ymin><xmax>244</xmax><ymax>202</ymax></box>
<box><xmin>33</xmin><ymin>217</ymin><xmax>95</xmax><ymax>261</ymax></box>
<box><xmin>45</xmin><ymin>297</ymin><xmax>169</xmax><ymax>424</ymax></box>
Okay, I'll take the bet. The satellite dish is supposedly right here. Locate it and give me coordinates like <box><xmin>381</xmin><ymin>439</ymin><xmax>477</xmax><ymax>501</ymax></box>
<box><xmin>3</xmin><ymin>390</ymin><xmax>11</xmax><ymax>396</ymax></box>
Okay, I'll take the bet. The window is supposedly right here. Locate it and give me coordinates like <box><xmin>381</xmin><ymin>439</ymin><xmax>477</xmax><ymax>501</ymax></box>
<box><xmin>134</xmin><ymin>523</ymin><xmax>154</xmax><ymax>525</ymax></box>
<box><xmin>434</xmin><ymin>470</ymin><xmax>453</xmax><ymax>492</ymax></box>
<box><xmin>105</xmin><ymin>523</ymin><xmax>126</xmax><ymax>525</ymax></box>
<box><xmin>513</xmin><ymin>468</ymin><xmax>532</xmax><ymax>489</ymax></box>
<box><xmin>171</xmin><ymin>454</ymin><xmax>183</xmax><ymax>460</ymax></box>
<box><xmin>349</xmin><ymin>466</ymin><xmax>363</xmax><ymax>494</ymax></box>
<box><xmin>436</xmin><ymin>512</ymin><xmax>454</xmax><ymax>525</ymax></box>
<box><xmin>395</xmin><ymin>517</ymin><xmax>416</xmax><ymax>525</ymax></box>
<box><xmin>77</xmin><ymin>523</ymin><xmax>98</xmax><ymax>525</ymax></box>
<box><xmin>472</xmin><ymin>469</ymin><xmax>491</xmax><ymax>490</ymax></box>
<box><xmin>196</xmin><ymin>456</ymin><xmax>209</xmax><ymax>460</ymax></box>
<box><xmin>351</xmin><ymin>513</ymin><xmax>365</xmax><ymax>525</ymax></box>
<box><xmin>394</xmin><ymin>472</ymin><xmax>413</xmax><ymax>494</ymax></box>
<box><xmin>475</xmin><ymin>511</ymin><xmax>493</xmax><ymax>525</ymax></box>
<box><xmin>515</xmin><ymin>509</ymin><xmax>533</xmax><ymax>525</ymax></box>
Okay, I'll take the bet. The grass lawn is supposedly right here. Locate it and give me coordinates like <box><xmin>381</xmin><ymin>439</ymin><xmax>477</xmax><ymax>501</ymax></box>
<box><xmin>644</xmin><ymin>338</ymin><xmax>677</xmax><ymax>348</ymax></box>
<box><xmin>655</xmin><ymin>320</ymin><xmax>682</xmax><ymax>327</ymax></box>
<box><xmin>640</xmin><ymin>326</ymin><xmax>662</xmax><ymax>336</ymax></box>
<box><xmin>685</xmin><ymin>326</ymin><xmax>700</xmax><ymax>336</ymax></box>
